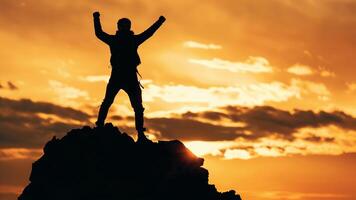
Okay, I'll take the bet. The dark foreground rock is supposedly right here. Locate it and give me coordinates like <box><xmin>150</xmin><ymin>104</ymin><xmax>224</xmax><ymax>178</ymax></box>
<box><xmin>18</xmin><ymin>123</ymin><xmax>241</xmax><ymax>200</ymax></box>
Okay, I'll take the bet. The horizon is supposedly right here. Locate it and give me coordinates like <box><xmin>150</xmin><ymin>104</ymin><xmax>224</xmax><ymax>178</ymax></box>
<box><xmin>1</xmin><ymin>0</ymin><xmax>356</xmax><ymax>199</ymax></box>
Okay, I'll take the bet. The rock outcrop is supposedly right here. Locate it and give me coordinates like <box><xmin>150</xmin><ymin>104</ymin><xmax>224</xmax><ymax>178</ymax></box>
<box><xmin>18</xmin><ymin>123</ymin><xmax>241</xmax><ymax>200</ymax></box>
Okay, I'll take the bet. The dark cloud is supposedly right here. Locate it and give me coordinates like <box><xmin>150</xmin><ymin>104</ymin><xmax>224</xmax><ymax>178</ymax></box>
<box><xmin>146</xmin><ymin>117</ymin><xmax>245</xmax><ymax>141</ymax></box>
<box><xmin>0</xmin><ymin>96</ymin><xmax>90</xmax><ymax>148</ymax></box>
<box><xmin>126</xmin><ymin>116</ymin><xmax>135</xmax><ymax>121</ymax></box>
<box><xmin>304</xmin><ymin>136</ymin><xmax>335</xmax><ymax>143</ymax></box>
<box><xmin>182</xmin><ymin>111</ymin><xmax>228</xmax><ymax>121</ymax></box>
<box><xmin>0</xmin><ymin>111</ymin><xmax>83</xmax><ymax>148</ymax></box>
<box><xmin>109</xmin><ymin>115</ymin><xmax>124</xmax><ymax>121</ymax></box>
<box><xmin>225</xmin><ymin>106</ymin><xmax>356</xmax><ymax>139</ymax></box>
<box><xmin>7</xmin><ymin>81</ymin><xmax>18</xmax><ymax>90</ymax></box>
<box><xmin>0</xmin><ymin>96</ymin><xmax>90</xmax><ymax>121</ymax></box>
<box><xmin>201</xmin><ymin>111</ymin><xmax>228</xmax><ymax>121</ymax></box>
<box><xmin>181</xmin><ymin>111</ymin><xmax>199</xmax><ymax>119</ymax></box>
<box><xmin>173</xmin><ymin>105</ymin><xmax>356</xmax><ymax>141</ymax></box>
<box><xmin>0</xmin><ymin>81</ymin><xmax>18</xmax><ymax>90</ymax></box>
<box><xmin>1</xmin><ymin>95</ymin><xmax>355</xmax><ymax>146</ymax></box>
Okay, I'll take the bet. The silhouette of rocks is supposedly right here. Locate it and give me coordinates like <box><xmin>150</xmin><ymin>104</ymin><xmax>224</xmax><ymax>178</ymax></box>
<box><xmin>18</xmin><ymin>123</ymin><xmax>242</xmax><ymax>200</ymax></box>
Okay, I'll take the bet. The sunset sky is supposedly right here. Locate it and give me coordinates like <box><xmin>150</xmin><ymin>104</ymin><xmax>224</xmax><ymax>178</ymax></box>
<box><xmin>1</xmin><ymin>0</ymin><xmax>356</xmax><ymax>199</ymax></box>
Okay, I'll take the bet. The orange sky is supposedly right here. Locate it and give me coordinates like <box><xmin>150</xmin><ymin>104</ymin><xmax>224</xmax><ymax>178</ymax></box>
<box><xmin>1</xmin><ymin>0</ymin><xmax>356</xmax><ymax>199</ymax></box>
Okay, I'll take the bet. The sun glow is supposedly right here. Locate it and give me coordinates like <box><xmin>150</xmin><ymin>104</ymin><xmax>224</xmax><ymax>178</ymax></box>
<box><xmin>183</xmin><ymin>141</ymin><xmax>235</xmax><ymax>157</ymax></box>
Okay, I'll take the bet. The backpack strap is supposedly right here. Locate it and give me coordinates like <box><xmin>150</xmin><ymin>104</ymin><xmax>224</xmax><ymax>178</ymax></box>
<box><xmin>136</xmin><ymin>69</ymin><xmax>144</xmax><ymax>89</ymax></box>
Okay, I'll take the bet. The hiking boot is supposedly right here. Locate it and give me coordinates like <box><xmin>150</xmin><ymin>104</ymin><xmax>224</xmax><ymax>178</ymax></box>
<box><xmin>137</xmin><ymin>128</ymin><xmax>152</xmax><ymax>144</ymax></box>
<box><xmin>137</xmin><ymin>135</ymin><xmax>152</xmax><ymax>144</ymax></box>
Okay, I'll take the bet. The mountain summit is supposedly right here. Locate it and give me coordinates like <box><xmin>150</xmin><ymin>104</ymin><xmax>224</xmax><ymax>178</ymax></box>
<box><xmin>18</xmin><ymin>123</ymin><xmax>242</xmax><ymax>200</ymax></box>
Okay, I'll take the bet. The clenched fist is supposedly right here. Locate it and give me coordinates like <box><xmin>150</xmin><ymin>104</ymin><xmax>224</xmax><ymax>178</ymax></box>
<box><xmin>159</xmin><ymin>16</ymin><xmax>166</xmax><ymax>22</ymax></box>
<box><xmin>93</xmin><ymin>11</ymin><xmax>100</xmax><ymax>18</ymax></box>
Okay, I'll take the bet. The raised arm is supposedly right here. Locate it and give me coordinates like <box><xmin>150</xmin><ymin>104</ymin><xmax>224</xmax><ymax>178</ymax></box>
<box><xmin>136</xmin><ymin>16</ymin><xmax>166</xmax><ymax>45</ymax></box>
<box><xmin>93</xmin><ymin>12</ymin><xmax>111</xmax><ymax>44</ymax></box>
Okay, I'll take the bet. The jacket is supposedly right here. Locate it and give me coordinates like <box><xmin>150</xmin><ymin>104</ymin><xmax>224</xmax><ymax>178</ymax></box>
<box><xmin>94</xmin><ymin>16</ymin><xmax>165</xmax><ymax>70</ymax></box>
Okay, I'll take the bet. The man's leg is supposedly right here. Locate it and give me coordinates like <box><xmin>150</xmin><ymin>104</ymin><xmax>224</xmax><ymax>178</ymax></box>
<box><xmin>96</xmin><ymin>79</ymin><xmax>120</xmax><ymax>127</ymax></box>
<box><xmin>125</xmin><ymin>83</ymin><xmax>148</xmax><ymax>141</ymax></box>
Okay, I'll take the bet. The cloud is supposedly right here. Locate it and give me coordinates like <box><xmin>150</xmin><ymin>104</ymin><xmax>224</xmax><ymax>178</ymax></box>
<box><xmin>224</xmin><ymin>149</ymin><xmax>252</xmax><ymax>160</ymax></box>
<box><xmin>145</xmin><ymin>105</ymin><xmax>356</xmax><ymax>145</ymax></box>
<box><xmin>0</xmin><ymin>96</ymin><xmax>90</xmax><ymax>148</ymax></box>
<box><xmin>110</xmin><ymin>115</ymin><xmax>124</xmax><ymax>121</ymax></box>
<box><xmin>291</xmin><ymin>79</ymin><xmax>330</xmax><ymax>101</ymax></box>
<box><xmin>7</xmin><ymin>81</ymin><xmax>18</xmax><ymax>90</ymax></box>
<box><xmin>144</xmin><ymin>81</ymin><xmax>300</xmax><ymax>107</ymax></box>
<box><xmin>80</xmin><ymin>75</ymin><xmax>110</xmax><ymax>83</ymax></box>
<box><xmin>287</xmin><ymin>64</ymin><xmax>336</xmax><ymax>78</ymax></box>
<box><xmin>320</xmin><ymin>69</ymin><xmax>336</xmax><ymax>77</ymax></box>
<box><xmin>0</xmin><ymin>81</ymin><xmax>19</xmax><ymax>90</ymax></box>
<box><xmin>0</xmin><ymin>148</ymin><xmax>42</xmax><ymax>160</ymax></box>
<box><xmin>0</xmin><ymin>112</ymin><xmax>82</xmax><ymax>148</ymax></box>
<box><xmin>146</xmin><ymin>117</ymin><xmax>244</xmax><ymax>141</ymax></box>
<box><xmin>287</xmin><ymin>64</ymin><xmax>313</xmax><ymax>75</ymax></box>
<box><xmin>188</xmin><ymin>57</ymin><xmax>273</xmax><ymax>73</ymax></box>
<box><xmin>147</xmin><ymin>104</ymin><xmax>356</xmax><ymax>143</ymax></box>
<box><xmin>183</xmin><ymin>40</ymin><xmax>222</xmax><ymax>50</ymax></box>
<box><xmin>257</xmin><ymin>190</ymin><xmax>350</xmax><ymax>200</ymax></box>
<box><xmin>49</xmin><ymin>80</ymin><xmax>88</xmax><ymax>99</ymax></box>
<box><xmin>184</xmin><ymin>127</ymin><xmax>356</xmax><ymax>159</ymax></box>
<box><xmin>221</xmin><ymin>106</ymin><xmax>356</xmax><ymax>138</ymax></box>
<box><xmin>346</xmin><ymin>82</ymin><xmax>356</xmax><ymax>93</ymax></box>
<box><xmin>0</xmin><ymin>96</ymin><xmax>90</xmax><ymax>121</ymax></box>
<box><xmin>142</xmin><ymin>79</ymin><xmax>334</xmax><ymax>116</ymax></box>
<box><xmin>1</xmin><ymin>96</ymin><xmax>355</xmax><ymax>159</ymax></box>
<box><xmin>182</xmin><ymin>126</ymin><xmax>356</xmax><ymax>159</ymax></box>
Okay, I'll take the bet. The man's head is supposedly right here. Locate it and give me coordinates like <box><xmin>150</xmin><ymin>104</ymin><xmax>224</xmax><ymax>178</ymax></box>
<box><xmin>117</xmin><ymin>18</ymin><xmax>131</xmax><ymax>31</ymax></box>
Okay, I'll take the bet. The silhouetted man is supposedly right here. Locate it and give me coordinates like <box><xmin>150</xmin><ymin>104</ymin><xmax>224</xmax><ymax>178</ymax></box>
<box><xmin>93</xmin><ymin>11</ymin><xmax>166</xmax><ymax>142</ymax></box>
